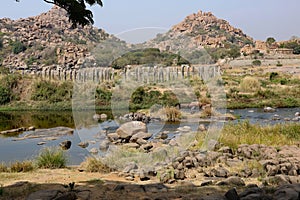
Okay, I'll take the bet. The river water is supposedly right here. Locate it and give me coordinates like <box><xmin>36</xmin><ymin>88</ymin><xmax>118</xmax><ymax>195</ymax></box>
<box><xmin>0</xmin><ymin>108</ymin><xmax>299</xmax><ymax>165</ymax></box>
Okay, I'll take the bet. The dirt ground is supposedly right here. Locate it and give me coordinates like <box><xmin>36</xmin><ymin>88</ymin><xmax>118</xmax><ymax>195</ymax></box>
<box><xmin>0</xmin><ymin>168</ymin><xmax>249</xmax><ymax>200</ymax></box>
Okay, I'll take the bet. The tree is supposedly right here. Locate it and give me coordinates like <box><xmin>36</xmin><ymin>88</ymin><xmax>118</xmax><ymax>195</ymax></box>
<box><xmin>16</xmin><ymin>0</ymin><xmax>103</xmax><ymax>27</ymax></box>
<box><xmin>266</xmin><ymin>37</ymin><xmax>276</xmax><ymax>46</ymax></box>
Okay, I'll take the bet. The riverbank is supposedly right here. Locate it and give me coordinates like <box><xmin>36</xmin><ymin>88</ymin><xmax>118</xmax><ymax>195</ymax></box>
<box><xmin>0</xmin><ymin>64</ymin><xmax>300</xmax><ymax>111</ymax></box>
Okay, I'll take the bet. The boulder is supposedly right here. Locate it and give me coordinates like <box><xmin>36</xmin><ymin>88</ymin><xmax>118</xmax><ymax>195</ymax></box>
<box><xmin>130</xmin><ymin>132</ymin><xmax>152</xmax><ymax>142</ymax></box>
<box><xmin>116</xmin><ymin>121</ymin><xmax>147</xmax><ymax>140</ymax></box>
<box><xmin>59</xmin><ymin>140</ymin><xmax>71</xmax><ymax>150</ymax></box>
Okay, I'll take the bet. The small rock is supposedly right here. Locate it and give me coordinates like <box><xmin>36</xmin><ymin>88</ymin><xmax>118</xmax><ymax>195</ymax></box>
<box><xmin>28</xmin><ymin>126</ymin><xmax>35</xmax><ymax>131</ymax></box>
<box><xmin>37</xmin><ymin>142</ymin><xmax>46</xmax><ymax>145</ymax></box>
<box><xmin>100</xmin><ymin>113</ymin><xmax>108</xmax><ymax>120</ymax></box>
<box><xmin>200</xmin><ymin>180</ymin><xmax>213</xmax><ymax>186</ymax></box>
<box><xmin>59</xmin><ymin>140</ymin><xmax>71</xmax><ymax>150</ymax></box>
<box><xmin>93</xmin><ymin>114</ymin><xmax>101</xmax><ymax>121</ymax></box>
<box><xmin>99</xmin><ymin>140</ymin><xmax>110</xmax><ymax>151</ymax></box>
<box><xmin>264</xmin><ymin>107</ymin><xmax>276</xmax><ymax>112</ymax></box>
<box><xmin>89</xmin><ymin>148</ymin><xmax>98</xmax><ymax>154</ymax></box>
<box><xmin>78</xmin><ymin>141</ymin><xmax>89</xmax><ymax>148</ymax></box>
<box><xmin>217</xmin><ymin>176</ymin><xmax>245</xmax><ymax>186</ymax></box>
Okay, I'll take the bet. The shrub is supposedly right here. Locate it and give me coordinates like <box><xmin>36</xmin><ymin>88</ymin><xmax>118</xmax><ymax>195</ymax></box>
<box><xmin>0</xmin><ymin>163</ymin><xmax>8</xmax><ymax>172</ymax></box>
<box><xmin>11</xmin><ymin>41</ymin><xmax>27</xmax><ymax>54</ymax></box>
<box><xmin>240</xmin><ymin>76</ymin><xmax>261</xmax><ymax>92</ymax></box>
<box><xmin>252</xmin><ymin>60</ymin><xmax>262</xmax><ymax>66</ymax></box>
<box><xmin>31</xmin><ymin>81</ymin><xmax>72</xmax><ymax>103</ymax></box>
<box><xmin>164</xmin><ymin>106</ymin><xmax>181</xmax><ymax>122</ymax></box>
<box><xmin>0</xmin><ymin>86</ymin><xmax>11</xmax><ymax>105</ymax></box>
<box><xmin>269</xmin><ymin>72</ymin><xmax>279</xmax><ymax>81</ymax></box>
<box><xmin>10</xmin><ymin>161</ymin><xmax>34</xmax><ymax>172</ymax></box>
<box><xmin>81</xmin><ymin>157</ymin><xmax>111</xmax><ymax>173</ymax></box>
<box><xmin>36</xmin><ymin>147</ymin><xmax>67</xmax><ymax>169</ymax></box>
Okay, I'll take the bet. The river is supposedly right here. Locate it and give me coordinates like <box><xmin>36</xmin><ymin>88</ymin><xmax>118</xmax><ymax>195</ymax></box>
<box><xmin>0</xmin><ymin>108</ymin><xmax>299</xmax><ymax>165</ymax></box>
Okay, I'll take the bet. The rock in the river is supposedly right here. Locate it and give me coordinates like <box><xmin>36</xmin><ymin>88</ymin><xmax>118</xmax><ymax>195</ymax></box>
<box><xmin>59</xmin><ymin>140</ymin><xmax>72</xmax><ymax>150</ymax></box>
<box><xmin>264</xmin><ymin>107</ymin><xmax>276</xmax><ymax>112</ymax></box>
<box><xmin>93</xmin><ymin>114</ymin><xmax>101</xmax><ymax>121</ymax></box>
<box><xmin>78</xmin><ymin>141</ymin><xmax>89</xmax><ymax>148</ymax></box>
<box><xmin>99</xmin><ymin>140</ymin><xmax>110</xmax><ymax>151</ymax></box>
<box><xmin>100</xmin><ymin>113</ymin><xmax>108</xmax><ymax>120</ymax></box>
<box><xmin>27</xmin><ymin>126</ymin><xmax>36</xmax><ymax>131</ymax></box>
<box><xmin>89</xmin><ymin>148</ymin><xmax>98</xmax><ymax>154</ymax></box>
<box><xmin>295</xmin><ymin>112</ymin><xmax>300</xmax><ymax>117</ymax></box>
<box><xmin>116</xmin><ymin>121</ymin><xmax>147</xmax><ymax>140</ymax></box>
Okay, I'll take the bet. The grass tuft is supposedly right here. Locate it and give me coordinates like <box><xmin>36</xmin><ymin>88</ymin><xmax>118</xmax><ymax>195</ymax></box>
<box><xmin>81</xmin><ymin>157</ymin><xmax>111</xmax><ymax>173</ymax></box>
<box><xmin>35</xmin><ymin>147</ymin><xmax>67</xmax><ymax>169</ymax></box>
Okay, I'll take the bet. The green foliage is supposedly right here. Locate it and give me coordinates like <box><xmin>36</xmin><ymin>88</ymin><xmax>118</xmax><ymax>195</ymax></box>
<box><xmin>36</xmin><ymin>147</ymin><xmax>67</xmax><ymax>169</ymax></box>
<box><xmin>227</xmin><ymin>46</ymin><xmax>241</xmax><ymax>59</ymax></box>
<box><xmin>279</xmin><ymin>41</ymin><xmax>300</xmax><ymax>54</ymax></box>
<box><xmin>252</xmin><ymin>60</ymin><xmax>262</xmax><ymax>66</ymax></box>
<box><xmin>0</xmin><ymin>74</ymin><xmax>19</xmax><ymax>105</ymax></box>
<box><xmin>95</xmin><ymin>87</ymin><xmax>112</xmax><ymax>105</ymax></box>
<box><xmin>207</xmin><ymin>45</ymin><xmax>241</xmax><ymax>62</ymax></box>
<box><xmin>0</xmin><ymin>86</ymin><xmax>10</xmax><ymax>105</ymax></box>
<box><xmin>111</xmin><ymin>48</ymin><xmax>190</xmax><ymax>69</ymax></box>
<box><xmin>31</xmin><ymin>81</ymin><xmax>72</xmax><ymax>103</ymax></box>
<box><xmin>26</xmin><ymin>57</ymin><xmax>38</xmax><ymax>66</ymax></box>
<box><xmin>10</xmin><ymin>41</ymin><xmax>27</xmax><ymax>54</ymax></box>
<box><xmin>266</xmin><ymin>37</ymin><xmax>276</xmax><ymax>45</ymax></box>
<box><xmin>269</xmin><ymin>72</ymin><xmax>279</xmax><ymax>81</ymax></box>
<box><xmin>129</xmin><ymin>87</ymin><xmax>179</xmax><ymax>111</ymax></box>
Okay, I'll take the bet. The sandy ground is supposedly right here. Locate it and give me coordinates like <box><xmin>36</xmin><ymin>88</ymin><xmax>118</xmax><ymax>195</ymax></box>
<box><xmin>0</xmin><ymin>168</ymin><xmax>256</xmax><ymax>200</ymax></box>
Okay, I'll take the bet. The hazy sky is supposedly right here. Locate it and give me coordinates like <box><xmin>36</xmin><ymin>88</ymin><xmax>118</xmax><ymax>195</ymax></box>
<box><xmin>1</xmin><ymin>0</ymin><xmax>300</xmax><ymax>43</ymax></box>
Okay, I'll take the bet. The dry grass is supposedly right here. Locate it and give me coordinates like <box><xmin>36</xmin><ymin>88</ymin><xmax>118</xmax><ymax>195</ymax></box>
<box><xmin>80</xmin><ymin>157</ymin><xmax>111</xmax><ymax>173</ymax></box>
<box><xmin>239</xmin><ymin>76</ymin><xmax>261</xmax><ymax>92</ymax></box>
<box><xmin>219</xmin><ymin>121</ymin><xmax>300</xmax><ymax>150</ymax></box>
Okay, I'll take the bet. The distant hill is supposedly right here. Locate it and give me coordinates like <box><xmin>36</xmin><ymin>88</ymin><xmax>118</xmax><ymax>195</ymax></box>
<box><xmin>0</xmin><ymin>8</ymin><xmax>257</xmax><ymax>70</ymax></box>
<box><xmin>143</xmin><ymin>11</ymin><xmax>254</xmax><ymax>64</ymax></box>
<box><xmin>0</xmin><ymin>6</ymin><xmax>126</xmax><ymax>71</ymax></box>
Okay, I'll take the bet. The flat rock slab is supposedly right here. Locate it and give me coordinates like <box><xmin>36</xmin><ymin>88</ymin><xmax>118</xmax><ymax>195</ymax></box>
<box><xmin>27</xmin><ymin>190</ymin><xmax>60</xmax><ymax>200</ymax></box>
<box><xmin>13</xmin><ymin>127</ymin><xmax>74</xmax><ymax>141</ymax></box>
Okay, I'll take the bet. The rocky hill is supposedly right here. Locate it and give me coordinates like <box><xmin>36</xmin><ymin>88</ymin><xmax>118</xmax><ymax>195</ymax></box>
<box><xmin>0</xmin><ymin>6</ymin><xmax>113</xmax><ymax>71</ymax></box>
<box><xmin>143</xmin><ymin>11</ymin><xmax>254</xmax><ymax>64</ymax></box>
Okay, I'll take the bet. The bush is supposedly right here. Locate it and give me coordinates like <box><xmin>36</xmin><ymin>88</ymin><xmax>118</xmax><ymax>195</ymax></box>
<box><xmin>252</xmin><ymin>60</ymin><xmax>262</xmax><ymax>66</ymax></box>
<box><xmin>81</xmin><ymin>157</ymin><xmax>111</xmax><ymax>173</ymax></box>
<box><xmin>10</xmin><ymin>161</ymin><xmax>34</xmax><ymax>172</ymax></box>
<box><xmin>240</xmin><ymin>76</ymin><xmax>261</xmax><ymax>92</ymax></box>
<box><xmin>0</xmin><ymin>86</ymin><xmax>11</xmax><ymax>105</ymax></box>
<box><xmin>31</xmin><ymin>81</ymin><xmax>72</xmax><ymax>103</ymax></box>
<box><xmin>164</xmin><ymin>106</ymin><xmax>181</xmax><ymax>122</ymax></box>
<box><xmin>11</xmin><ymin>41</ymin><xmax>27</xmax><ymax>54</ymax></box>
<box><xmin>36</xmin><ymin>147</ymin><xmax>67</xmax><ymax>169</ymax></box>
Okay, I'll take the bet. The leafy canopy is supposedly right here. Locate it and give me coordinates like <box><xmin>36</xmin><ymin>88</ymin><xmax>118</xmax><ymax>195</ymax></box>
<box><xmin>16</xmin><ymin>0</ymin><xmax>103</xmax><ymax>27</ymax></box>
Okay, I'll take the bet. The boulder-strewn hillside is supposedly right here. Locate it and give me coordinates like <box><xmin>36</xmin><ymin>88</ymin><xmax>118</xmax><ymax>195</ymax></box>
<box><xmin>0</xmin><ymin>6</ymin><xmax>112</xmax><ymax>70</ymax></box>
<box><xmin>144</xmin><ymin>11</ymin><xmax>254</xmax><ymax>64</ymax></box>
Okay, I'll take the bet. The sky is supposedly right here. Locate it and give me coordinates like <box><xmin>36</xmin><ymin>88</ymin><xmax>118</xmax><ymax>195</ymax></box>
<box><xmin>1</xmin><ymin>0</ymin><xmax>300</xmax><ymax>43</ymax></box>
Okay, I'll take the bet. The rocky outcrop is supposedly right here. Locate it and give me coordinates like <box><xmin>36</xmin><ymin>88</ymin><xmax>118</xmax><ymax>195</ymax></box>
<box><xmin>145</xmin><ymin>10</ymin><xmax>253</xmax><ymax>53</ymax></box>
<box><xmin>0</xmin><ymin>6</ymin><xmax>109</xmax><ymax>71</ymax></box>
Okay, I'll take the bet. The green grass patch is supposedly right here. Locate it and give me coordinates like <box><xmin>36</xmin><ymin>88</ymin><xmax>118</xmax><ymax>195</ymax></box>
<box><xmin>35</xmin><ymin>147</ymin><xmax>67</xmax><ymax>169</ymax></box>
